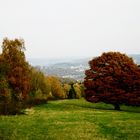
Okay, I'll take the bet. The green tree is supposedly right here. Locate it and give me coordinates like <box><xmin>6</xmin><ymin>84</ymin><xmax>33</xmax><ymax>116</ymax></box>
<box><xmin>68</xmin><ymin>83</ymin><xmax>76</xmax><ymax>99</ymax></box>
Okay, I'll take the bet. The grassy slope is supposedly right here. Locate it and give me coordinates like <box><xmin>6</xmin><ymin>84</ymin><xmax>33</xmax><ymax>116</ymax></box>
<box><xmin>0</xmin><ymin>99</ymin><xmax>140</xmax><ymax>140</ymax></box>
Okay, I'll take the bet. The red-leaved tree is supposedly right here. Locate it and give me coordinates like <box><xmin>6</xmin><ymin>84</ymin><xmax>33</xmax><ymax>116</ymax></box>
<box><xmin>84</xmin><ymin>52</ymin><xmax>140</xmax><ymax>110</ymax></box>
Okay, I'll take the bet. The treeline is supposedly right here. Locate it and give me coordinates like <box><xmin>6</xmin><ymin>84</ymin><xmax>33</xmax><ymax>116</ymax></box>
<box><xmin>29</xmin><ymin>69</ymin><xmax>84</xmax><ymax>104</ymax></box>
<box><xmin>0</xmin><ymin>38</ymin><xmax>84</xmax><ymax>115</ymax></box>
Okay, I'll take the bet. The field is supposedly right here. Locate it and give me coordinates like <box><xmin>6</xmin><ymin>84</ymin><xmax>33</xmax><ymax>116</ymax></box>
<box><xmin>0</xmin><ymin>99</ymin><xmax>140</xmax><ymax>140</ymax></box>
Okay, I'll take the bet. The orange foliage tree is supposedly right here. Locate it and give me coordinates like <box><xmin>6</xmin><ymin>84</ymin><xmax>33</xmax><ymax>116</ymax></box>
<box><xmin>1</xmin><ymin>38</ymin><xmax>31</xmax><ymax>101</ymax></box>
<box><xmin>84</xmin><ymin>52</ymin><xmax>140</xmax><ymax>110</ymax></box>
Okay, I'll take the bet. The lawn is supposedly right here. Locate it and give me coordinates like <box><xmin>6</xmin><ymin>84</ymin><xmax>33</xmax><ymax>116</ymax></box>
<box><xmin>0</xmin><ymin>99</ymin><xmax>140</xmax><ymax>140</ymax></box>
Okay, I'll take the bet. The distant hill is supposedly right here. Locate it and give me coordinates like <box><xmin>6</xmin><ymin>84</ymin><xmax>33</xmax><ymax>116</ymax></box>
<box><xmin>28</xmin><ymin>54</ymin><xmax>140</xmax><ymax>81</ymax></box>
<box><xmin>129</xmin><ymin>54</ymin><xmax>140</xmax><ymax>64</ymax></box>
<box><xmin>27</xmin><ymin>57</ymin><xmax>91</xmax><ymax>67</ymax></box>
<box><xmin>38</xmin><ymin>58</ymin><xmax>89</xmax><ymax>81</ymax></box>
<box><xmin>28</xmin><ymin>54</ymin><xmax>140</xmax><ymax>66</ymax></box>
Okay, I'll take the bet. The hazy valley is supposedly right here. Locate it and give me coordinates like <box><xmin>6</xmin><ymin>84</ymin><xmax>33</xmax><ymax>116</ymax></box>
<box><xmin>28</xmin><ymin>54</ymin><xmax>140</xmax><ymax>81</ymax></box>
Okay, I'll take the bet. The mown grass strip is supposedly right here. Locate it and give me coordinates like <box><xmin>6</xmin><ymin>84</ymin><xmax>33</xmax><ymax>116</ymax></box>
<box><xmin>0</xmin><ymin>99</ymin><xmax>140</xmax><ymax>140</ymax></box>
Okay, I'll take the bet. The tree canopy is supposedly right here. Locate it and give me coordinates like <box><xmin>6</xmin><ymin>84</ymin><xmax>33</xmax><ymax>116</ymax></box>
<box><xmin>84</xmin><ymin>52</ymin><xmax>140</xmax><ymax>110</ymax></box>
<box><xmin>1</xmin><ymin>38</ymin><xmax>31</xmax><ymax>99</ymax></box>
<box><xmin>0</xmin><ymin>38</ymin><xmax>31</xmax><ymax>114</ymax></box>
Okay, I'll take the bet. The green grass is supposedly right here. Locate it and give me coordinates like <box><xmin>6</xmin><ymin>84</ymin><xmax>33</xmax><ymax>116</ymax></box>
<box><xmin>0</xmin><ymin>99</ymin><xmax>140</xmax><ymax>140</ymax></box>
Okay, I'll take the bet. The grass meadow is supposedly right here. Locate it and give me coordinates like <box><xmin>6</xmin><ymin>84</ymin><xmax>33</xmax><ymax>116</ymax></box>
<box><xmin>0</xmin><ymin>99</ymin><xmax>140</xmax><ymax>140</ymax></box>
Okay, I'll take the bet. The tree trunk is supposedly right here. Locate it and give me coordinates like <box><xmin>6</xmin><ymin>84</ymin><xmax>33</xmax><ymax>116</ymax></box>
<box><xmin>114</xmin><ymin>104</ymin><xmax>120</xmax><ymax>111</ymax></box>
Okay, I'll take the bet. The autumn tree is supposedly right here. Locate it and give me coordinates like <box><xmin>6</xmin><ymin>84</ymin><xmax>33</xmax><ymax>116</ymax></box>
<box><xmin>46</xmin><ymin>76</ymin><xmax>66</xmax><ymax>99</ymax></box>
<box><xmin>0</xmin><ymin>38</ymin><xmax>31</xmax><ymax>114</ymax></box>
<box><xmin>29</xmin><ymin>67</ymin><xmax>50</xmax><ymax>105</ymax></box>
<box><xmin>84</xmin><ymin>52</ymin><xmax>140</xmax><ymax>110</ymax></box>
<box><xmin>73</xmin><ymin>83</ymin><xmax>83</xmax><ymax>99</ymax></box>
<box><xmin>0</xmin><ymin>55</ymin><xmax>11</xmax><ymax>114</ymax></box>
<box><xmin>63</xmin><ymin>84</ymin><xmax>71</xmax><ymax>98</ymax></box>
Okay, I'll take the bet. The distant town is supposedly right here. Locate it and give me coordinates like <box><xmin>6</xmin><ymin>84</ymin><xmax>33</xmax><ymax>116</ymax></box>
<box><xmin>28</xmin><ymin>54</ymin><xmax>140</xmax><ymax>81</ymax></box>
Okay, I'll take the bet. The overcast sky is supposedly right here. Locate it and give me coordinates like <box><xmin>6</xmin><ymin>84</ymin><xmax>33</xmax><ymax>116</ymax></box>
<box><xmin>0</xmin><ymin>0</ymin><xmax>140</xmax><ymax>59</ymax></box>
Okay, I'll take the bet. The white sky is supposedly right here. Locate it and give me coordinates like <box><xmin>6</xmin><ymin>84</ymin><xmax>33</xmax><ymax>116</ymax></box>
<box><xmin>0</xmin><ymin>0</ymin><xmax>140</xmax><ymax>58</ymax></box>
